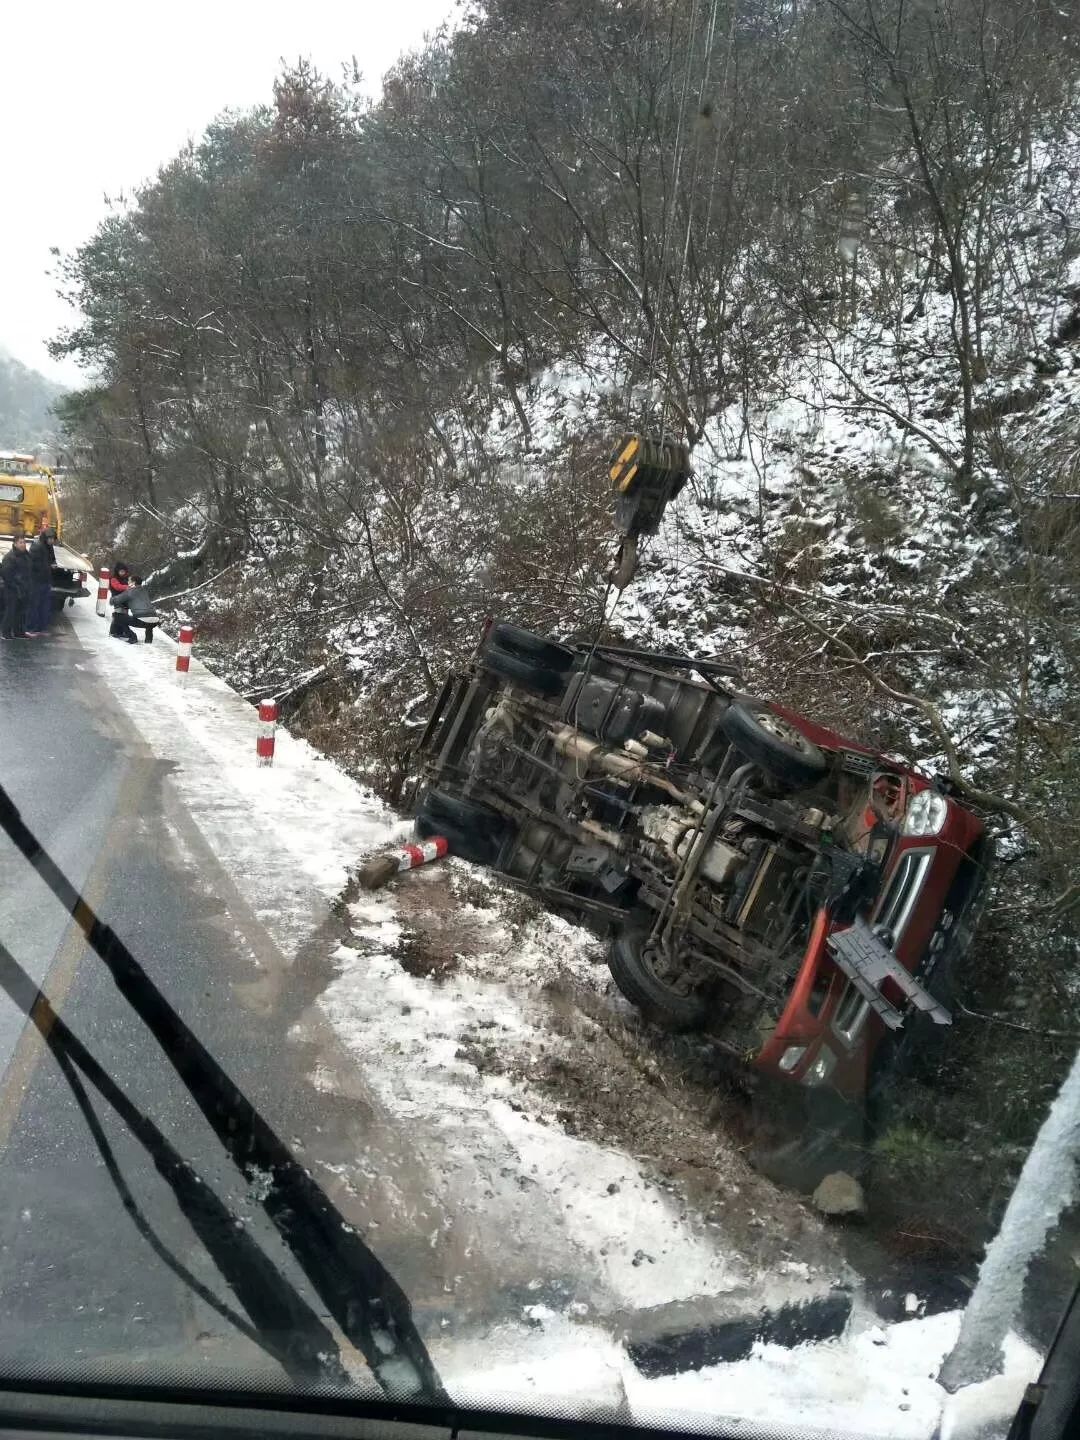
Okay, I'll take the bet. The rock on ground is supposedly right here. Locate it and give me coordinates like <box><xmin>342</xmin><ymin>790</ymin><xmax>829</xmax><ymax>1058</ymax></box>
<box><xmin>813</xmin><ymin>1172</ymin><xmax>867</xmax><ymax>1218</ymax></box>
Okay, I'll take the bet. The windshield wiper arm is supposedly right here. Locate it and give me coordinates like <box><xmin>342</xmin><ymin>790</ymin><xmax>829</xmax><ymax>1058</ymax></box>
<box><xmin>0</xmin><ymin>785</ymin><xmax>447</xmax><ymax>1405</ymax></box>
<box><xmin>0</xmin><ymin>941</ymin><xmax>343</xmax><ymax>1384</ymax></box>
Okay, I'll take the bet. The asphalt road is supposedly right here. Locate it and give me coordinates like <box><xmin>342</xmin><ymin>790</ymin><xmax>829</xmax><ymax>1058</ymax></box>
<box><xmin>0</xmin><ymin>620</ymin><xmax>393</xmax><ymax>1394</ymax></box>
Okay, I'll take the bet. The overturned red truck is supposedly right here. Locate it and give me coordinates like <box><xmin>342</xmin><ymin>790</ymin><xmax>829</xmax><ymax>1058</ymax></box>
<box><xmin>414</xmin><ymin>628</ymin><xmax>988</xmax><ymax>1103</ymax></box>
<box><xmin>413</xmin><ymin>439</ymin><xmax>989</xmax><ymax>1106</ymax></box>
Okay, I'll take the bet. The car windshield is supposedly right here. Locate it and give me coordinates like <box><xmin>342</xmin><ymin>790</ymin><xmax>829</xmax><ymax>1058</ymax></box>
<box><xmin>1</xmin><ymin>2</ymin><xmax>1079</xmax><ymax>1438</ymax></box>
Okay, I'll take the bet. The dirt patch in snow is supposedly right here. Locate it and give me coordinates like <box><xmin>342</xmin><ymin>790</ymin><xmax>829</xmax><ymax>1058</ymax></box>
<box><xmin>347</xmin><ymin>858</ymin><xmax>842</xmax><ymax>1276</ymax></box>
<box><xmin>461</xmin><ymin>974</ymin><xmax>838</xmax><ymax>1274</ymax></box>
<box><xmin>395</xmin><ymin>926</ymin><xmax>462</xmax><ymax>980</ymax></box>
<box><xmin>382</xmin><ymin>865</ymin><xmax>491</xmax><ymax>979</ymax></box>
<box><xmin>384</xmin><ymin>861</ymin><xmax>612</xmax><ymax>991</ymax></box>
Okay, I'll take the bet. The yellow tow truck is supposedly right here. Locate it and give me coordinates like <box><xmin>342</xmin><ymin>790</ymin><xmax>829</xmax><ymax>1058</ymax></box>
<box><xmin>0</xmin><ymin>452</ymin><xmax>94</xmax><ymax>612</ymax></box>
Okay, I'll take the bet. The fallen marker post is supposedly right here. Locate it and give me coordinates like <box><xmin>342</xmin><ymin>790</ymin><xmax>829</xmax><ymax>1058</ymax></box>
<box><xmin>256</xmin><ymin>698</ymin><xmax>277</xmax><ymax>767</ymax></box>
<box><xmin>358</xmin><ymin>835</ymin><xmax>449</xmax><ymax>891</ymax></box>
<box><xmin>176</xmin><ymin>624</ymin><xmax>194</xmax><ymax>680</ymax></box>
<box><xmin>95</xmin><ymin>568</ymin><xmax>110</xmax><ymax>618</ymax></box>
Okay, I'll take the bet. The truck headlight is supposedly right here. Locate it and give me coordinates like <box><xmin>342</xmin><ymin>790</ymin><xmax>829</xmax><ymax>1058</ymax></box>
<box><xmin>802</xmin><ymin>1047</ymin><xmax>837</xmax><ymax>1086</ymax></box>
<box><xmin>778</xmin><ymin>1045</ymin><xmax>807</xmax><ymax>1073</ymax></box>
<box><xmin>902</xmin><ymin>789</ymin><xmax>948</xmax><ymax>837</ymax></box>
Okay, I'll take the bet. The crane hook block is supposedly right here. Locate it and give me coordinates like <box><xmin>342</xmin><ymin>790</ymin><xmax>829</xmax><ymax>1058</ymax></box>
<box><xmin>608</xmin><ymin>433</ymin><xmax>691</xmax><ymax>540</ymax></box>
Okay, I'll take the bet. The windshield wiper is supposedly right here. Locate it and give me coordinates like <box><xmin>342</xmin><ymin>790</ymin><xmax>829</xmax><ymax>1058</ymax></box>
<box><xmin>0</xmin><ymin>940</ymin><xmax>346</xmax><ymax>1387</ymax></box>
<box><xmin>0</xmin><ymin>784</ymin><xmax>446</xmax><ymax>1404</ymax></box>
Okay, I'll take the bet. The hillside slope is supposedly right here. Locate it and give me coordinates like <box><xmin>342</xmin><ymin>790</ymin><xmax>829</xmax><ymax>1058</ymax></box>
<box><xmin>0</xmin><ymin>347</ymin><xmax>63</xmax><ymax>450</ymax></box>
<box><xmin>68</xmin><ymin>167</ymin><xmax>1078</xmax><ymax>1265</ymax></box>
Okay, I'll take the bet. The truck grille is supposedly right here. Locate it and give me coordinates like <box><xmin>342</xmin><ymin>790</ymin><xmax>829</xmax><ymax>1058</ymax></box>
<box><xmin>833</xmin><ymin>847</ymin><xmax>933</xmax><ymax>1042</ymax></box>
<box><xmin>875</xmin><ymin>848</ymin><xmax>933</xmax><ymax>941</ymax></box>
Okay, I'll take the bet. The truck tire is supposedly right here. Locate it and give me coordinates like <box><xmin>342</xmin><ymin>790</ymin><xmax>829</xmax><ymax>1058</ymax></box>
<box><xmin>608</xmin><ymin>921</ymin><xmax>707</xmax><ymax>1031</ymax></box>
<box><xmin>481</xmin><ymin>645</ymin><xmax>569</xmax><ymax>698</ymax></box>
<box><xmin>720</xmin><ymin>702</ymin><xmax>826</xmax><ymax>789</ymax></box>
<box><xmin>489</xmin><ymin>623</ymin><xmax>575</xmax><ymax>672</ymax></box>
<box><xmin>414</xmin><ymin>787</ymin><xmax>511</xmax><ymax>866</ymax></box>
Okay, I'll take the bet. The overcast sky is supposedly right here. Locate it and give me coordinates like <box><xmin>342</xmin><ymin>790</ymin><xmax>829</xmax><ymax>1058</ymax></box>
<box><xmin>3</xmin><ymin>0</ymin><xmax>456</xmax><ymax>386</ymax></box>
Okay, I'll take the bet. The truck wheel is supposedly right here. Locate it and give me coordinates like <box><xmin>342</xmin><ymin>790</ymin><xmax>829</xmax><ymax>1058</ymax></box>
<box><xmin>481</xmin><ymin>645</ymin><xmax>569</xmax><ymax>698</ymax></box>
<box><xmin>720</xmin><ymin>702</ymin><xmax>826</xmax><ymax>789</ymax></box>
<box><xmin>489</xmin><ymin>623</ymin><xmax>575</xmax><ymax>672</ymax></box>
<box><xmin>608</xmin><ymin>921</ymin><xmax>707</xmax><ymax>1031</ymax></box>
<box><xmin>414</xmin><ymin>787</ymin><xmax>510</xmax><ymax>866</ymax></box>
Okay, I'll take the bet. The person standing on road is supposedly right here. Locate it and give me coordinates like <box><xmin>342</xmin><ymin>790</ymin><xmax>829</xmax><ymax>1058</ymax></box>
<box><xmin>25</xmin><ymin>526</ymin><xmax>55</xmax><ymax>637</ymax></box>
<box><xmin>0</xmin><ymin>535</ymin><xmax>32</xmax><ymax>639</ymax></box>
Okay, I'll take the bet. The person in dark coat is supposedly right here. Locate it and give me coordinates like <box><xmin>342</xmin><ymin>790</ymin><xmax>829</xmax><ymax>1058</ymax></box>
<box><xmin>1</xmin><ymin>535</ymin><xmax>32</xmax><ymax>639</ymax></box>
<box><xmin>25</xmin><ymin>527</ymin><xmax>55</xmax><ymax>636</ymax></box>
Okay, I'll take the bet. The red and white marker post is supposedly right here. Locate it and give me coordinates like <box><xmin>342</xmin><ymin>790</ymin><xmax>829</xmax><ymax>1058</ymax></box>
<box><xmin>398</xmin><ymin>836</ymin><xmax>449</xmax><ymax>871</ymax></box>
<box><xmin>95</xmin><ymin>568</ymin><xmax>110</xmax><ymax>618</ymax></box>
<box><xmin>176</xmin><ymin>623</ymin><xmax>194</xmax><ymax>680</ymax></box>
<box><xmin>256</xmin><ymin>698</ymin><xmax>278</xmax><ymax>767</ymax></box>
<box><xmin>358</xmin><ymin>835</ymin><xmax>449</xmax><ymax>890</ymax></box>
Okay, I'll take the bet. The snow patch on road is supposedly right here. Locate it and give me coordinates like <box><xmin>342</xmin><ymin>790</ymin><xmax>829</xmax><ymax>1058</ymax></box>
<box><xmin>626</xmin><ymin>1309</ymin><xmax>1042</xmax><ymax>1440</ymax></box>
<box><xmin>70</xmin><ymin>603</ymin><xmax>401</xmax><ymax>955</ymax></box>
<box><xmin>433</xmin><ymin>1306</ymin><xmax>1041</xmax><ymax>1440</ymax></box>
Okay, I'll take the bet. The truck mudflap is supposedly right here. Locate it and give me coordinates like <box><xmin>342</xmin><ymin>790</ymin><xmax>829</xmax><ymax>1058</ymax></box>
<box><xmin>828</xmin><ymin>918</ymin><xmax>952</xmax><ymax>1029</ymax></box>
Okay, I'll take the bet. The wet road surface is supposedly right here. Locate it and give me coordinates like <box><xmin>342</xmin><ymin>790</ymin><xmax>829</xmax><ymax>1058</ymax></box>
<box><xmin>0</xmin><ymin>621</ymin><xmax>383</xmax><ymax>1390</ymax></box>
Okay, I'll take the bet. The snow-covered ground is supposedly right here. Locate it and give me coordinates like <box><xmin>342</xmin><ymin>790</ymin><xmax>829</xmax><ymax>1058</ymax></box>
<box><xmin>66</xmin><ymin>601</ymin><xmax>1043</xmax><ymax>1436</ymax></box>
<box><xmin>68</xmin><ymin>604</ymin><xmax>405</xmax><ymax>956</ymax></box>
<box><xmin>625</xmin><ymin>1311</ymin><xmax>1042</xmax><ymax>1440</ymax></box>
<box><xmin>435</xmin><ymin>1307</ymin><xmax>1040</xmax><ymax>1440</ymax></box>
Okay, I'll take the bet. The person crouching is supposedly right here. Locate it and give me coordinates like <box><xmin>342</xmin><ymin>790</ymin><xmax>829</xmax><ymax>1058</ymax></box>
<box><xmin>108</xmin><ymin>561</ymin><xmax>139</xmax><ymax>644</ymax></box>
<box><xmin>121</xmin><ymin>576</ymin><xmax>158</xmax><ymax>643</ymax></box>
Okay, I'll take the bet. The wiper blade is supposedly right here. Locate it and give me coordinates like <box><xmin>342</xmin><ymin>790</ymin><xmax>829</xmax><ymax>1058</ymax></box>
<box><xmin>0</xmin><ymin>785</ymin><xmax>446</xmax><ymax>1404</ymax></box>
<box><xmin>0</xmin><ymin>940</ymin><xmax>343</xmax><ymax>1386</ymax></box>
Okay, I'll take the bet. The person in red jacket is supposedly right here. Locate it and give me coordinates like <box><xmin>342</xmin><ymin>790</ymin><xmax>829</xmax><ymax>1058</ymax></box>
<box><xmin>108</xmin><ymin>561</ymin><xmax>138</xmax><ymax>643</ymax></box>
